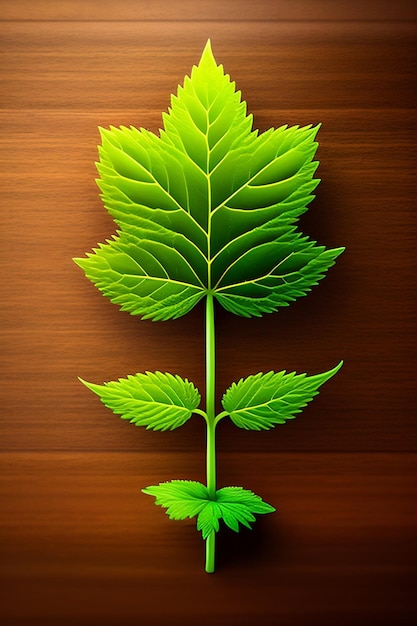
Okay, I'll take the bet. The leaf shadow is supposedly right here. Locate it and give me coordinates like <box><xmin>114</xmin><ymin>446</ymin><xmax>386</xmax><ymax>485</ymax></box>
<box><xmin>215</xmin><ymin>514</ymin><xmax>288</xmax><ymax>572</ymax></box>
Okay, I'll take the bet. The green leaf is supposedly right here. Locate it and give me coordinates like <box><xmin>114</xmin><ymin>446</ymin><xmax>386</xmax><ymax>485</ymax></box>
<box><xmin>142</xmin><ymin>480</ymin><xmax>209</xmax><ymax>519</ymax></box>
<box><xmin>213</xmin><ymin>486</ymin><xmax>275</xmax><ymax>534</ymax></box>
<box><xmin>79</xmin><ymin>371</ymin><xmax>201</xmax><ymax>431</ymax></box>
<box><xmin>221</xmin><ymin>361</ymin><xmax>343</xmax><ymax>430</ymax></box>
<box><xmin>74</xmin><ymin>39</ymin><xmax>344</xmax><ymax>320</ymax></box>
<box><xmin>196</xmin><ymin>501</ymin><xmax>222</xmax><ymax>539</ymax></box>
<box><xmin>143</xmin><ymin>481</ymin><xmax>275</xmax><ymax>539</ymax></box>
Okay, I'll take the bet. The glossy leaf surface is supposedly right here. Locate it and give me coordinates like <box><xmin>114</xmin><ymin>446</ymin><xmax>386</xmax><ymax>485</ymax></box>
<box><xmin>143</xmin><ymin>480</ymin><xmax>275</xmax><ymax>539</ymax></box>
<box><xmin>222</xmin><ymin>361</ymin><xmax>343</xmax><ymax>430</ymax></box>
<box><xmin>74</xmin><ymin>40</ymin><xmax>344</xmax><ymax>320</ymax></box>
<box><xmin>80</xmin><ymin>372</ymin><xmax>200</xmax><ymax>431</ymax></box>
<box><xmin>142</xmin><ymin>480</ymin><xmax>210</xmax><ymax>518</ymax></box>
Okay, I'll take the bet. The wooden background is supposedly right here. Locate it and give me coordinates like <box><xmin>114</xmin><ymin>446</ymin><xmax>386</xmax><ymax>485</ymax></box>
<box><xmin>1</xmin><ymin>1</ymin><xmax>416</xmax><ymax>624</ymax></box>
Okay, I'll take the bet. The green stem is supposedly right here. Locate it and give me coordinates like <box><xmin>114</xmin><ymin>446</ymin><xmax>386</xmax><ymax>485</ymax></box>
<box><xmin>205</xmin><ymin>526</ymin><xmax>215</xmax><ymax>574</ymax></box>
<box><xmin>205</xmin><ymin>293</ymin><xmax>216</xmax><ymax>573</ymax></box>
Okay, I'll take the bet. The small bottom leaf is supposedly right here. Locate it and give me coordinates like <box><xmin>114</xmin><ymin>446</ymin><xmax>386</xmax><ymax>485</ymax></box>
<box><xmin>143</xmin><ymin>480</ymin><xmax>275</xmax><ymax>539</ymax></box>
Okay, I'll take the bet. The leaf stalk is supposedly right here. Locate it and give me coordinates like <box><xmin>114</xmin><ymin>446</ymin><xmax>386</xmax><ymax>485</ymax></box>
<box><xmin>205</xmin><ymin>292</ymin><xmax>216</xmax><ymax>573</ymax></box>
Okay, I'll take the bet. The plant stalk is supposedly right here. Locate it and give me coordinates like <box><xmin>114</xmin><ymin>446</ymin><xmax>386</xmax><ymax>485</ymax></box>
<box><xmin>205</xmin><ymin>293</ymin><xmax>216</xmax><ymax>573</ymax></box>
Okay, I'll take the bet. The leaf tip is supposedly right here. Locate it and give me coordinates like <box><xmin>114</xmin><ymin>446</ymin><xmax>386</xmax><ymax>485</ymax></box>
<box><xmin>320</xmin><ymin>359</ymin><xmax>344</xmax><ymax>383</ymax></box>
<box><xmin>78</xmin><ymin>377</ymin><xmax>103</xmax><ymax>396</ymax></box>
<box><xmin>72</xmin><ymin>256</ymin><xmax>85</xmax><ymax>269</ymax></box>
<box><xmin>200</xmin><ymin>38</ymin><xmax>216</xmax><ymax>67</ymax></box>
<box><xmin>203</xmin><ymin>38</ymin><xmax>212</xmax><ymax>54</ymax></box>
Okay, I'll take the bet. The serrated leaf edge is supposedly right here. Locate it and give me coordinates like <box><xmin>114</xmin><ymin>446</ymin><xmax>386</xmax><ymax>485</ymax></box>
<box><xmin>143</xmin><ymin>480</ymin><xmax>275</xmax><ymax>539</ymax></box>
<box><xmin>221</xmin><ymin>360</ymin><xmax>343</xmax><ymax>430</ymax></box>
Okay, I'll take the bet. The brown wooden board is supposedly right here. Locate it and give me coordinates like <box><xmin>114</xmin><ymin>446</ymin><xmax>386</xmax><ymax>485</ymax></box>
<box><xmin>2</xmin><ymin>0</ymin><xmax>417</xmax><ymax>21</ymax></box>
<box><xmin>1</xmin><ymin>2</ymin><xmax>416</xmax><ymax>624</ymax></box>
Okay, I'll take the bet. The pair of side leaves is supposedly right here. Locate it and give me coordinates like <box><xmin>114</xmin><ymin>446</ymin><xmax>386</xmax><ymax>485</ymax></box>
<box><xmin>81</xmin><ymin>362</ymin><xmax>342</xmax><ymax>539</ymax></box>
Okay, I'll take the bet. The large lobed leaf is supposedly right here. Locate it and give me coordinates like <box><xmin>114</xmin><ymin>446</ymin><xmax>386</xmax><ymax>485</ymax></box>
<box><xmin>143</xmin><ymin>480</ymin><xmax>275</xmax><ymax>539</ymax></box>
<box><xmin>74</xmin><ymin>40</ymin><xmax>344</xmax><ymax>320</ymax></box>
<box><xmin>222</xmin><ymin>361</ymin><xmax>343</xmax><ymax>430</ymax></box>
<box><xmin>79</xmin><ymin>371</ymin><xmax>200</xmax><ymax>431</ymax></box>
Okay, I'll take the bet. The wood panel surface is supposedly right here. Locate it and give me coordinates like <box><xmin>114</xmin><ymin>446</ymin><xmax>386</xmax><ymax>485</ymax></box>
<box><xmin>1</xmin><ymin>1</ymin><xmax>416</xmax><ymax>625</ymax></box>
<box><xmin>1</xmin><ymin>452</ymin><xmax>417</xmax><ymax>626</ymax></box>
<box><xmin>2</xmin><ymin>0</ymin><xmax>417</xmax><ymax>21</ymax></box>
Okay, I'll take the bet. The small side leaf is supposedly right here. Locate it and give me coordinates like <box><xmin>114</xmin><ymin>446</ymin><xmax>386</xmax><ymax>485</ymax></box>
<box><xmin>221</xmin><ymin>361</ymin><xmax>343</xmax><ymax>430</ymax></box>
<box><xmin>80</xmin><ymin>371</ymin><xmax>201</xmax><ymax>431</ymax></box>
<box><xmin>142</xmin><ymin>480</ymin><xmax>209</xmax><ymax>519</ymax></box>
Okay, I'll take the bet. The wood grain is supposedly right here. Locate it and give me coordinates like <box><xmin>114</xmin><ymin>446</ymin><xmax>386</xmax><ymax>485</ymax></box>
<box><xmin>1</xmin><ymin>1</ymin><xmax>416</xmax><ymax>624</ymax></box>
<box><xmin>2</xmin><ymin>0</ymin><xmax>417</xmax><ymax>21</ymax></box>
<box><xmin>1</xmin><ymin>452</ymin><xmax>416</xmax><ymax>626</ymax></box>
<box><xmin>1</xmin><ymin>19</ymin><xmax>416</xmax><ymax>452</ymax></box>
